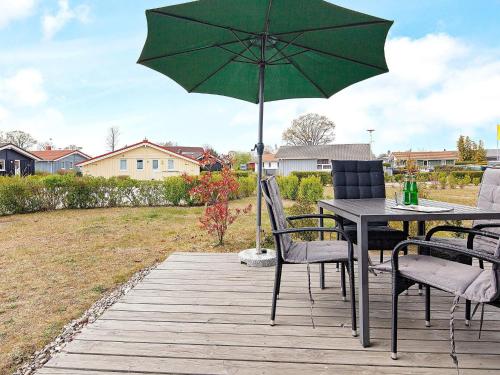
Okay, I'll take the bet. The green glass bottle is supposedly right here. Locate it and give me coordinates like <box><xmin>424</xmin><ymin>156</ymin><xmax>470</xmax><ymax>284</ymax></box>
<box><xmin>403</xmin><ymin>175</ymin><xmax>411</xmax><ymax>205</ymax></box>
<box><xmin>409</xmin><ymin>176</ymin><xmax>419</xmax><ymax>205</ymax></box>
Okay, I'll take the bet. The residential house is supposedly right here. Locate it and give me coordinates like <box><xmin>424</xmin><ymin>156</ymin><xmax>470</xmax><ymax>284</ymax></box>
<box><xmin>389</xmin><ymin>150</ymin><xmax>458</xmax><ymax>171</ymax></box>
<box><xmin>275</xmin><ymin>144</ymin><xmax>372</xmax><ymax>176</ymax></box>
<box><xmin>486</xmin><ymin>149</ymin><xmax>500</xmax><ymax>166</ymax></box>
<box><xmin>0</xmin><ymin>143</ymin><xmax>41</xmax><ymax>176</ymax></box>
<box><xmin>32</xmin><ymin>147</ymin><xmax>91</xmax><ymax>173</ymax></box>
<box><xmin>262</xmin><ymin>153</ymin><xmax>279</xmax><ymax>176</ymax></box>
<box><xmin>165</xmin><ymin>145</ymin><xmax>223</xmax><ymax>171</ymax></box>
<box><xmin>76</xmin><ymin>140</ymin><xmax>200</xmax><ymax>180</ymax></box>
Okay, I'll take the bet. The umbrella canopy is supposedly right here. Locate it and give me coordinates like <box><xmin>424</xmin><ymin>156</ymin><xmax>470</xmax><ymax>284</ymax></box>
<box><xmin>138</xmin><ymin>0</ymin><xmax>392</xmax><ymax>254</ymax></box>
<box><xmin>138</xmin><ymin>0</ymin><xmax>392</xmax><ymax>103</ymax></box>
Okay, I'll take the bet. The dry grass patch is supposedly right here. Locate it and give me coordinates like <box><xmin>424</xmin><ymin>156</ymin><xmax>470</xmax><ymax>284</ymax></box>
<box><xmin>0</xmin><ymin>197</ymin><xmax>265</xmax><ymax>374</ymax></box>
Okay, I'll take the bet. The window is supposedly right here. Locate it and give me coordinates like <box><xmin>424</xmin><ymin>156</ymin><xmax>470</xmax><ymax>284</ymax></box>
<box><xmin>0</xmin><ymin>159</ymin><xmax>4</xmax><ymax>171</ymax></box>
<box><xmin>317</xmin><ymin>159</ymin><xmax>331</xmax><ymax>170</ymax></box>
<box><xmin>167</xmin><ymin>159</ymin><xmax>174</xmax><ymax>170</ymax></box>
<box><xmin>137</xmin><ymin>159</ymin><xmax>144</xmax><ymax>170</ymax></box>
<box><xmin>68</xmin><ymin>161</ymin><xmax>73</xmax><ymax>169</ymax></box>
<box><xmin>120</xmin><ymin>159</ymin><xmax>127</xmax><ymax>171</ymax></box>
<box><xmin>152</xmin><ymin>160</ymin><xmax>159</xmax><ymax>170</ymax></box>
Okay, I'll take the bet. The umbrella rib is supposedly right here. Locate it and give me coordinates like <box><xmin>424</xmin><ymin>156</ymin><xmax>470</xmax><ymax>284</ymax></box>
<box><xmin>268</xmin><ymin>50</ymin><xmax>308</xmax><ymax>64</ymax></box>
<box><xmin>150</xmin><ymin>10</ymin><xmax>258</xmax><ymax>36</ymax></box>
<box><xmin>273</xmin><ymin>20</ymin><xmax>391</xmax><ymax>36</ymax></box>
<box><xmin>264</xmin><ymin>0</ymin><xmax>273</xmax><ymax>34</ymax></box>
<box><xmin>229</xmin><ymin>29</ymin><xmax>259</xmax><ymax>61</ymax></box>
<box><xmin>188</xmin><ymin>49</ymin><xmax>245</xmax><ymax>93</ymax></box>
<box><xmin>273</xmin><ymin>36</ymin><xmax>388</xmax><ymax>72</ymax></box>
<box><xmin>217</xmin><ymin>45</ymin><xmax>258</xmax><ymax>63</ymax></box>
<box><xmin>138</xmin><ymin>38</ymin><xmax>248</xmax><ymax>64</ymax></box>
<box><xmin>266</xmin><ymin>32</ymin><xmax>305</xmax><ymax>63</ymax></box>
<box><xmin>272</xmin><ymin>49</ymin><xmax>328</xmax><ymax>98</ymax></box>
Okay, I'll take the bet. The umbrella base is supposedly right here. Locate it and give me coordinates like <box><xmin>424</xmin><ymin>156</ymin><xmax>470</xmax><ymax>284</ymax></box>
<box><xmin>239</xmin><ymin>248</ymin><xmax>276</xmax><ymax>267</ymax></box>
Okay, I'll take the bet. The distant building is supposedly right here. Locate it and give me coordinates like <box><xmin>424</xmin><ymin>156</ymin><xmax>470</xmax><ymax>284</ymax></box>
<box><xmin>76</xmin><ymin>140</ymin><xmax>200</xmax><ymax>180</ymax></box>
<box><xmin>486</xmin><ymin>149</ymin><xmax>500</xmax><ymax>165</ymax></box>
<box><xmin>389</xmin><ymin>150</ymin><xmax>458</xmax><ymax>171</ymax></box>
<box><xmin>32</xmin><ymin>147</ymin><xmax>91</xmax><ymax>173</ymax></box>
<box><xmin>275</xmin><ymin>144</ymin><xmax>372</xmax><ymax>176</ymax></box>
<box><xmin>165</xmin><ymin>146</ymin><xmax>223</xmax><ymax>171</ymax></box>
<box><xmin>262</xmin><ymin>153</ymin><xmax>279</xmax><ymax>176</ymax></box>
<box><xmin>0</xmin><ymin>143</ymin><xmax>41</xmax><ymax>176</ymax></box>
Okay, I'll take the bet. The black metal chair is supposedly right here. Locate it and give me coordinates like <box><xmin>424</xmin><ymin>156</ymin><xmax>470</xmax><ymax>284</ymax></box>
<box><xmin>388</xmin><ymin>232</ymin><xmax>500</xmax><ymax>365</ymax></box>
<box><xmin>416</xmin><ymin>167</ymin><xmax>500</xmax><ymax>325</ymax></box>
<box><xmin>331</xmin><ymin>160</ymin><xmax>408</xmax><ymax>264</ymax></box>
<box><xmin>261</xmin><ymin>176</ymin><xmax>357</xmax><ymax>336</ymax></box>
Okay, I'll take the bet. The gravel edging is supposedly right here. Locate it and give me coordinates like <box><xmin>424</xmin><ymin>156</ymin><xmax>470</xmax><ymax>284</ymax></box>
<box><xmin>13</xmin><ymin>263</ymin><xmax>158</xmax><ymax>375</ymax></box>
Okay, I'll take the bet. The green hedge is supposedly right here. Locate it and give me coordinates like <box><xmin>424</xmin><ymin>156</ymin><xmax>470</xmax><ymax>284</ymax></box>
<box><xmin>290</xmin><ymin>171</ymin><xmax>331</xmax><ymax>186</ymax></box>
<box><xmin>386</xmin><ymin>170</ymin><xmax>483</xmax><ymax>183</ymax></box>
<box><xmin>276</xmin><ymin>175</ymin><xmax>299</xmax><ymax>200</ymax></box>
<box><xmin>298</xmin><ymin>176</ymin><xmax>323</xmax><ymax>203</ymax></box>
<box><xmin>0</xmin><ymin>174</ymin><xmax>255</xmax><ymax>216</ymax></box>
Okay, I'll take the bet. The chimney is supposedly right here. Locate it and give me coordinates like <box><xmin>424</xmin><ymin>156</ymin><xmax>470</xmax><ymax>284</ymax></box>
<box><xmin>46</xmin><ymin>145</ymin><xmax>52</xmax><ymax>151</ymax></box>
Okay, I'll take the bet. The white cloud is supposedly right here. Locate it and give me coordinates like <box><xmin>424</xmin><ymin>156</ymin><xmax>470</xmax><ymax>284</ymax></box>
<box><xmin>0</xmin><ymin>0</ymin><xmax>36</xmax><ymax>28</ymax></box>
<box><xmin>42</xmin><ymin>0</ymin><xmax>90</xmax><ymax>41</ymax></box>
<box><xmin>0</xmin><ymin>68</ymin><xmax>47</xmax><ymax>107</ymax></box>
<box><xmin>230</xmin><ymin>33</ymin><xmax>500</xmax><ymax>154</ymax></box>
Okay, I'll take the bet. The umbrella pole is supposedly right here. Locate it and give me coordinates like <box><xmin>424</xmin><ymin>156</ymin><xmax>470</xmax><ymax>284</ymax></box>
<box><xmin>255</xmin><ymin>61</ymin><xmax>265</xmax><ymax>255</ymax></box>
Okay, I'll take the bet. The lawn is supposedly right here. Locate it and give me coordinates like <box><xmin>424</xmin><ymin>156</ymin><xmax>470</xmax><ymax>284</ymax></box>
<box><xmin>0</xmin><ymin>185</ymin><xmax>480</xmax><ymax>374</ymax></box>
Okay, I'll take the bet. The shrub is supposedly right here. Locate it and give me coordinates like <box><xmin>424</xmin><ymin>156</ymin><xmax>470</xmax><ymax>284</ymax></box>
<box><xmin>298</xmin><ymin>176</ymin><xmax>323</xmax><ymax>203</ymax></box>
<box><xmin>163</xmin><ymin>176</ymin><xmax>190</xmax><ymax>206</ymax></box>
<box><xmin>291</xmin><ymin>171</ymin><xmax>331</xmax><ymax>186</ymax></box>
<box><xmin>286</xmin><ymin>200</ymin><xmax>317</xmax><ymax>241</ymax></box>
<box><xmin>439</xmin><ymin>176</ymin><xmax>447</xmax><ymax>189</ymax></box>
<box><xmin>447</xmin><ymin>174</ymin><xmax>457</xmax><ymax>189</ymax></box>
<box><xmin>236</xmin><ymin>176</ymin><xmax>256</xmax><ymax>198</ymax></box>
<box><xmin>473</xmin><ymin>177</ymin><xmax>481</xmax><ymax>186</ymax></box>
<box><xmin>276</xmin><ymin>175</ymin><xmax>299</xmax><ymax>200</ymax></box>
<box><xmin>463</xmin><ymin>175</ymin><xmax>472</xmax><ymax>185</ymax></box>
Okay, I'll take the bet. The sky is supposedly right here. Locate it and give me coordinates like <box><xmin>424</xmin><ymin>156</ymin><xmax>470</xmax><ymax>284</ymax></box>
<box><xmin>0</xmin><ymin>0</ymin><xmax>499</xmax><ymax>156</ymax></box>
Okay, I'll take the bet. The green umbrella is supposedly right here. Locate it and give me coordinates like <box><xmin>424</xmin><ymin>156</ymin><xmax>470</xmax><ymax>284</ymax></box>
<box><xmin>138</xmin><ymin>0</ymin><xmax>392</xmax><ymax>254</ymax></box>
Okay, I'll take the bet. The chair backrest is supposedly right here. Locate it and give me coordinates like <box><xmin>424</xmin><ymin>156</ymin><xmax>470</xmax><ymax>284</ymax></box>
<box><xmin>261</xmin><ymin>176</ymin><xmax>292</xmax><ymax>260</ymax></box>
<box><xmin>331</xmin><ymin>160</ymin><xmax>386</xmax><ymax>226</ymax></box>
<box><xmin>331</xmin><ymin>160</ymin><xmax>386</xmax><ymax>199</ymax></box>
<box><xmin>473</xmin><ymin>168</ymin><xmax>500</xmax><ymax>253</ymax></box>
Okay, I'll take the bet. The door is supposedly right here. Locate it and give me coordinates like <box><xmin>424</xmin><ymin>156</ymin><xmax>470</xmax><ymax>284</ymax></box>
<box><xmin>14</xmin><ymin>160</ymin><xmax>21</xmax><ymax>176</ymax></box>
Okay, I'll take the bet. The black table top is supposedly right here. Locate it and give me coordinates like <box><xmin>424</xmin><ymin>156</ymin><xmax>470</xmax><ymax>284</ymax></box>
<box><xmin>318</xmin><ymin>198</ymin><xmax>500</xmax><ymax>222</ymax></box>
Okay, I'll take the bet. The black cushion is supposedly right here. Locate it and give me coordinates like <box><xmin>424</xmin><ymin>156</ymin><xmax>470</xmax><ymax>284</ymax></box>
<box><xmin>343</xmin><ymin>225</ymin><xmax>407</xmax><ymax>250</ymax></box>
<box><xmin>332</xmin><ymin>160</ymin><xmax>386</xmax><ymax>199</ymax></box>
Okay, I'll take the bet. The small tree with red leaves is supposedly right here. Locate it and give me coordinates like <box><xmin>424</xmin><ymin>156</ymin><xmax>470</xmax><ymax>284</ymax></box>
<box><xmin>185</xmin><ymin>151</ymin><xmax>251</xmax><ymax>246</ymax></box>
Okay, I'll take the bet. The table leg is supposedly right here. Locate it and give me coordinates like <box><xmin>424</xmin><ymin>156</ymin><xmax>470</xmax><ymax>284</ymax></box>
<box><xmin>417</xmin><ymin>221</ymin><xmax>426</xmax><ymax>296</ymax></box>
<box><xmin>357</xmin><ymin>219</ymin><xmax>370</xmax><ymax>347</ymax></box>
<box><xmin>318</xmin><ymin>206</ymin><xmax>325</xmax><ymax>289</ymax></box>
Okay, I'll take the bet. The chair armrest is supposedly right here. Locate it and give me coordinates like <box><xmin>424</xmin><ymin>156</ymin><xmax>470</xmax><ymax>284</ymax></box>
<box><xmin>425</xmin><ymin>225</ymin><xmax>500</xmax><ymax>251</ymax></box>
<box><xmin>392</xmin><ymin>239</ymin><xmax>500</xmax><ymax>273</ymax></box>
<box><xmin>473</xmin><ymin>223</ymin><xmax>500</xmax><ymax>231</ymax></box>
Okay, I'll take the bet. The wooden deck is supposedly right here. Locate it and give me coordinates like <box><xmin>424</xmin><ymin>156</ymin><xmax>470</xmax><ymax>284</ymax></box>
<box><xmin>39</xmin><ymin>252</ymin><xmax>500</xmax><ymax>374</ymax></box>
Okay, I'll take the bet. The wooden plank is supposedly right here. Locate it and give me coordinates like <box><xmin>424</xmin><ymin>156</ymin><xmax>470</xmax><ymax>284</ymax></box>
<box><xmin>90</xmin><ymin>319</ymin><xmax>500</xmax><ymax>342</ymax></box>
<box><xmin>72</xmin><ymin>328</ymin><xmax>500</xmax><ymax>355</ymax></box>
<box><xmin>57</xmin><ymin>342</ymin><xmax>500</xmax><ymax>370</ymax></box>
<box><xmin>41</xmin><ymin>354</ymin><xmax>497</xmax><ymax>375</ymax></box>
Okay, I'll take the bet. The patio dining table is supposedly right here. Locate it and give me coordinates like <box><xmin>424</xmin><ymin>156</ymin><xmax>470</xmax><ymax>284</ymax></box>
<box><xmin>318</xmin><ymin>197</ymin><xmax>500</xmax><ymax>347</ymax></box>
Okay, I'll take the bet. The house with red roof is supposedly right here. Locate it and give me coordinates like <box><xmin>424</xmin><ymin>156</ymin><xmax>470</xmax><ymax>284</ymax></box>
<box><xmin>32</xmin><ymin>147</ymin><xmax>92</xmax><ymax>174</ymax></box>
<box><xmin>76</xmin><ymin>139</ymin><xmax>201</xmax><ymax>180</ymax></box>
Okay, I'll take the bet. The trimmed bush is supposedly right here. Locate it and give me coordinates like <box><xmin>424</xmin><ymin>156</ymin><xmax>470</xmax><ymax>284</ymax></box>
<box><xmin>291</xmin><ymin>171</ymin><xmax>331</xmax><ymax>186</ymax></box>
<box><xmin>298</xmin><ymin>176</ymin><xmax>323</xmax><ymax>203</ymax></box>
<box><xmin>276</xmin><ymin>175</ymin><xmax>299</xmax><ymax>200</ymax></box>
<box><xmin>236</xmin><ymin>176</ymin><xmax>256</xmax><ymax>199</ymax></box>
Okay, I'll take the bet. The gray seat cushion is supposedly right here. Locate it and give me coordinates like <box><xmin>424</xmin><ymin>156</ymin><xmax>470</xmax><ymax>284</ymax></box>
<box><xmin>375</xmin><ymin>254</ymin><xmax>500</xmax><ymax>302</ymax></box>
<box><xmin>285</xmin><ymin>240</ymin><xmax>351</xmax><ymax>264</ymax></box>
<box><xmin>375</xmin><ymin>255</ymin><xmax>484</xmax><ymax>295</ymax></box>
